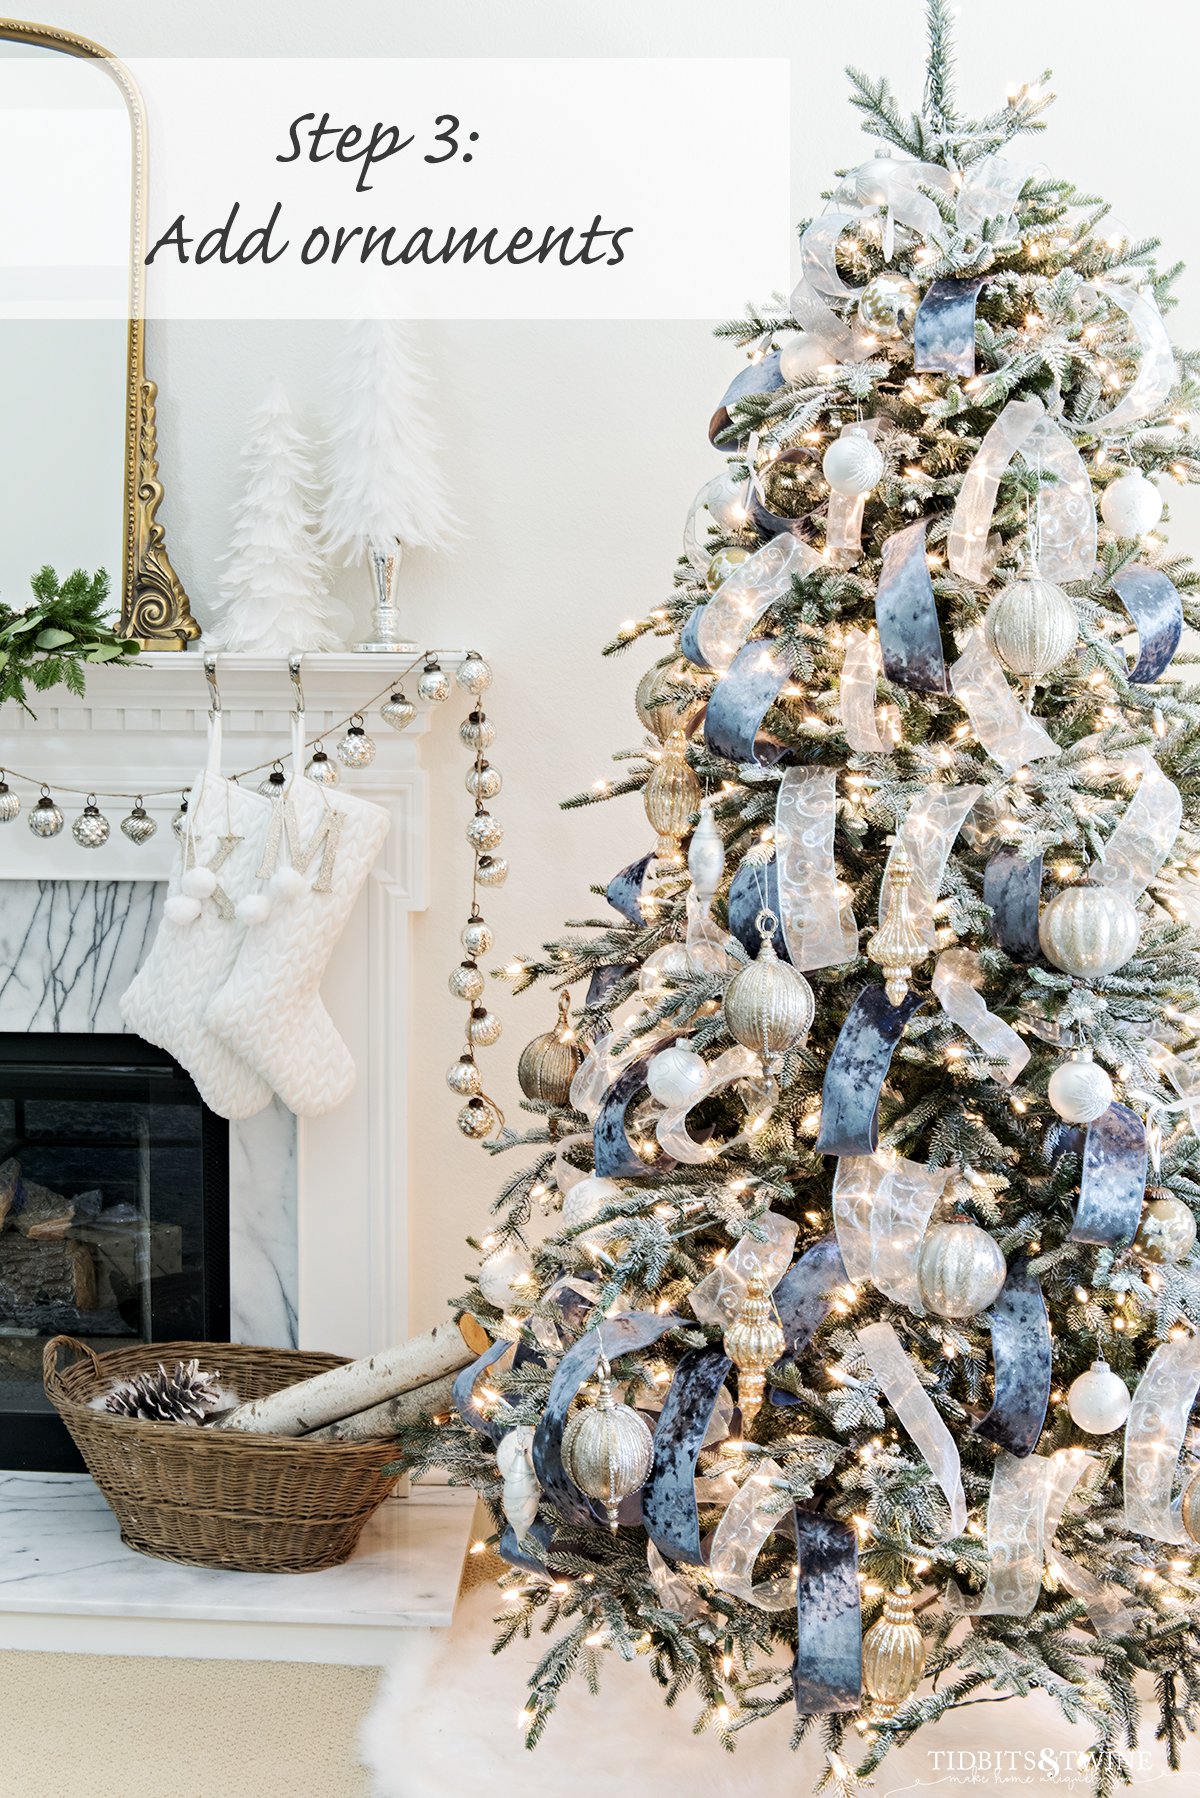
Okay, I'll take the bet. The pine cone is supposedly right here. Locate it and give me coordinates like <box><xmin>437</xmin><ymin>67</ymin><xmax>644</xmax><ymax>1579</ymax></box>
<box><xmin>104</xmin><ymin>1358</ymin><xmax>225</xmax><ymax>1424</ymax></box>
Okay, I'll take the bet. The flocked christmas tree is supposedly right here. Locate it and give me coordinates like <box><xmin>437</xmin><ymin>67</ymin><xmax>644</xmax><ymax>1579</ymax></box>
<box><xmin>208</xmin><ymin>380</ymin><xmax>346</xmax><ymax>654</ymax></box>
<box><xmin>411</xmin><ymin>9</ymin><xmax>1200</xmax><ymax>1790</ymax></box>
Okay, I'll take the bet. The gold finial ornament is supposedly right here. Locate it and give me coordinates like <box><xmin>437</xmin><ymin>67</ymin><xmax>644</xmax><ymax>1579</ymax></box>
<box><xmin>517</xmin><ymin>991</ymin><xmax>583</xmax><ymax>1107</ymax></box>
<box><xmin>862</xmin><ymin>1585</ymin><xmax>926</xmax><ymax>1718</ymax></box>
<box><xmin>723</xmin><ymin>1270</ymin><xmax>786</xmax><ymax>1430</ymax></box>
<box><xmin>867</xmin><ymin>849</ymin><xmax>929</xmax><ymax>1006</ymax></box>
<box><xmin>561</xmin><ymin>1359</ymin><xmax>654</xmax><ymax>1530</ymax></box>
<box><xmin>643</xmin><ymin>729</ymin><xmax>701</xmax><ymax>868</ymax></box>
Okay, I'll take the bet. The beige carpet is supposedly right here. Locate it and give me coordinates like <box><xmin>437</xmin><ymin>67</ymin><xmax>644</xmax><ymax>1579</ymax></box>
<box><xmin>0</xmin><ymin>1651</ymin><xmax>379</xmax><ymax>1798</ymax></box>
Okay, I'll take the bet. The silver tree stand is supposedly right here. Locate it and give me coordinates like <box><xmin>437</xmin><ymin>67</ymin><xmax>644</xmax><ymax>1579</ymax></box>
<box><xmin>356</xmin><ymin>543</ymin><xmax>418</xmax><ymax>654</ymax></box>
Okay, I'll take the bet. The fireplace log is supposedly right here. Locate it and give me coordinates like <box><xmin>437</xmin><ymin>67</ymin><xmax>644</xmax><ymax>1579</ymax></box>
<box><xmin>212</xmin><ymin>1315</ymin><xmax>490</xmax><ymax>1437</ymax></box>
<box><xmin>303</xmin><ymin>1370</ymin><xmax>460</xmax><ymax>1442</ymax></box>
<box><xmin>0</xmin><ymin>1233</ymin><xmax>98</xmax><ymax>1320</ymax></box>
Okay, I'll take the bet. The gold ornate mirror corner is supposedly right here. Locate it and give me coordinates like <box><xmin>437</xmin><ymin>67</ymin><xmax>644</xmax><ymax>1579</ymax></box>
<box><xmin>0</xmin><ymin>17</ymin><xmax>198</xmax><ymax>648</ymax></box>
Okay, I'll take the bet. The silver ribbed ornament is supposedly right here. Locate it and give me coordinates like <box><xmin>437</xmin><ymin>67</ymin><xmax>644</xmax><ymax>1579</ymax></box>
<box><xmin>120</xmin><ymin>799</ymin><xmax>157</xmax><ymax>845</ymax></box>
<box><xmin>476</xmin><ymin>854</ymin><xmax>508</xmax><ymax>888</ymax></box>
<box><xmin>456</xmin><ymin>652</ymin><xmax>493</xmax><ymax>695</ymax></box>
<box><xmin>467</xmin><ymin>1005</ymin><xmax>502</xmax><ymax>1047</ymax></box>
<box><xmin>466</xmin><ymin>811</ymin><xmax>504</xmax><ymax>852</ymax></box>
<box><xmin>380</xmin><ymin>690</ymin><xmax>416</xmax><ymax>731</ymax></box>
<box><xmin>985</xmin><ymin>571</ymin><xmax>1077</xmax><ymax>680</ymax></box>
<box><xmin>460</xmin><ymin>710</ymin><xmax>496</xmax><ymax>751</ymax></box>
<box><xmin>28</xmin><ymin>789</ymin><xmax>63</xmax><ymax>838</ymax></box>
<box><xmin>447</xmin><ymin>1053</ymin><xmax>483</xmax><ymax>1097</ymax></box>
<box><xmin>258</xmin><ymin>762</ymin><xmax>288</xmax><ymax>798</ymax></box>
<box><xmin>687</xmin><ymin>799</ymin><xmax>725</xmax><ymax>903</ymax></box>
<box><xmin>449</xmin><ymin>960</ymin><xmax>485</xmax><ymax>1003</ymax></box>
<box><xmin>1038</xmin><ymin>885</ymin><xmax>1140</xmax><ymax>979</ymax></box>
<box><xmin>417</xmin><ymin>659</ymin><xmax>451</xmax><ymax>704</ymax></box>
<box><xmin>306</xmin><ymin>747</ymin><xmax>340</xmax><ymax>786</ymax></box>
<box><xmin>337</xmin><ymin>716</ymin><xmax>376</xmax><ymax>767</ymax></box>
<box><xmin>461</xmin><ymin>913</ymin><xmax>493</xmax><ymax>957</ymax></box>
<box><xmin>466</xmin><ymin>762</ymin><xmax>502</xmax><ymax>801</ymax></box>
<box><xmin>561</xmin><ymin>1360</ymin><xmax>654</xmax><ymax>1529</ymax></box>
<box><xmin>0</xmin><ymin>776</ymin><xmax>19</xmax><ymax>824</ymax></box>
<box><xmin>72</xmin><ymin>797</ymin><xmax>110</xmax><ymax>849</ymax></box>
<box><xmin>723</xmin><ymin>910</ymin><xmax>815</xmax><ymax>1074</ymax></box>
<box><xmin>917</xmin><ymin>1221</ymin><xmax>1006</xmax><ymax>1319</ymax></box>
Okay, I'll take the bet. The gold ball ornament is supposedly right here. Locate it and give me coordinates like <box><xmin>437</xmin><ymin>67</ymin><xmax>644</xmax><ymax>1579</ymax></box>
<box><xmin>562</xmin><ymin>1360</ymin><xmax>654</xmax><ymax>1529</ymax></box>
<box><xmin>635</xmin><ymin>664</ymin><xmax>704</xmax><ymax>745</ymax></box>
<box><xmin>706</xmin><ymin>545</ymin><xmax>752</xmax><ymax>591</ymax></box>
<box><xmin>643</xmin><ymin>729</ymin><xmax>701</xmax><ymax>867</ymax></box>
<box><xmin>985</xmin><ymin>572</ymin><xmax>1078</xmax><ymax>681</ymax></box>
<box><xmin>723</xmin><ymin>1271</ymin><xmax>786</xmax><ymax>1430</ymax></box>
<box><xmin>1135</xmin><ymin>1196</ymin><xmax>1197</xmax><ymax>1264</ymax></box>
<box><xmin>518</xmin><ymin>992</ymin><xmax>583</xmax><ymax>1106</ymax></box>
<box><xmin>857</xmin><ymin>272</ymin><xmax>921</xmax><ymax>341</ymax></box>
<box><xmin>917</xmin><ymin>1221</ymin><xmax>1006</xmax><ymax>1320</ymax></box>
<box><xmin>1038</xmin><ymin>885</ymin><xmax>1141</xmax><ymax>979</ymax></box>
<box><xmin>862</xmin><ymin>1586</ymin><xmax>926</xmax><ymax>1719</ymax></box>
<box><xmin>723</xmin><ymin>911</ymin><xmax>815</xmax><ymax>1075</ymax></box>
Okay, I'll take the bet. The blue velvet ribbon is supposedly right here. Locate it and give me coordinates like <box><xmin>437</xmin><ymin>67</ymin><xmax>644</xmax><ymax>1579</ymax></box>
<box><xmin>727</xmin><ymin>854</ymin><xmax>792</xmax><ymax>963</ymax></box>
<box><xmin>984</xmin><ymin>848</ymin><xmax>1043</xmax><ymax>963</ymax></box>
<box><xmin>815</xmin><ymin>985</ymin><xmax>924</xmax><ymax>1157</ymax></box>
<box><xmin>769</xmin><ymin>1236</ymin><xmax>848</xmax><ymax>1408</ymax></box>
<box><xmin>586</xmin><ymin>965</ymin><xmax>634</xmax><ymax>1010</ymax></box>
<box><xmin>680</xmin><ymin>605</ymin><xmax>712</xmax><ymax>669</ymax></box>
<box><xmin>875</xmin><ymin>519</ymin><xmax>949</xmax><ymax>693</ymax></box>
<box><xmin>792</xmin><ymin>1511</ymin><xmax>863</xmax><ymax>1714</ymax></box>
<box><xmin>971</xmin><ymin>1258</ymin><xmax>1051</xmax><ymax>1457</ymax></box>
<box><xmin>453</xmin><ymin>1339</ymin><xmax>513</xmax><ymax>1445</ymax></box>
<box><xmin>703</xmin><ymin>637</ymin><xmax>792</xmax><ymax>766</ymax></box>
<box><xmin>1110</xmin><ymin>565</ymin><xmax>1184</xmax><ymax>684</ymax></box>
<box><xmin>913</xmin><ymin>276</ymin><xmax>986</xmax><ymax>378</ymax></box>
<box><xmin>1070</xmin><ymin>1101</ymin><xmax>1147</xmax><ymax>1246</ymax></box>
<box><xmin>606</xmin><ymin>852</ymin><xmax>655</xmax><ymax>925</ymax></box>
<box><xmin>594</xmin><ymin>1054</ymin><xmax>668</xmax><ymax>1179</ymax></box>
<box><xmin>708</xmin><ymin>350</ymin><xmax>784</xmax><ymax>449</ymax></box>
<box><xmin>641</xmin><ymin>1345</ymin><xmax>732</xmax><ymax>1563</ymax></box>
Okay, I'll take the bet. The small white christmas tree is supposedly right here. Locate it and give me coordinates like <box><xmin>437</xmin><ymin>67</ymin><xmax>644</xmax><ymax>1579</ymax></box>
<box><xmin>320</xmin><ymin>319</ymin><xmax>456</xmax><ymax>647</ymax></box>
<box><xmin>208</xmin><ymin>382</ymin><xmax>347</xmax><ymax>654</ymax></box>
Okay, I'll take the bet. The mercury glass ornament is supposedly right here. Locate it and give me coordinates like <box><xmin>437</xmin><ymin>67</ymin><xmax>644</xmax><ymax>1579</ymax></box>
<box><xmin>466</xmin><ymin>810</ymin><xmax>504</xmax><ymax>852</ymax></box>
<box><xmin>706</xmin><ymin>545</ymin><xmax>752</xmax><ymax>591</ymax></box>
<box><xmin>456</xmin><ymin>651</ymin><xmax>493</xmax><ymax>696</ymax></box>
<box><xmin>120</xmin><ymin>799</ymin><xmax>157</xmax><ymax>845</ymax></box>
<box><xmin>561</xmin><ymin>1360</ymin><xmax>654</xmax><ymax>1529</ymax></box>
<box><xmin>306</xmin><ymin>746</ymin><xmax>339</xmax><ymax>786</ymax></box>
<box><xmin>1048</xmin><ymin>1049</ymin><xmax>1113</xmax><ymax>1124</ymax></box>
<box><xmin>460</xmin><ymin>710</ymin><xmax>496</xmax><ymax>751</ymax></box>
<box><xmin>337</xmin><ymin>716</ymin><xmax>377</xmax><ymax>768</ymax></box>
<box><xmin>723</xmin><ymin>1272</ymin><xmax>786</xmax><ymax>1429</ymax></box>
<box><xmin>635</xmin><ymin>660</ymin><xmax>703</xmax><ymax>744</ymax></box>
<box><xmin>171</xmin><ymin>796</ymin><xmax>189</xmax><ymax>842</ymax></box>
<box><xmin>862</xmin><ymin>1586</ymin><xmax>926</xmax><ymax>1719</ymax></box>
<box><xmin>1038</xmin><ymin>885</ymin><xmax>1140</xmax><ymax>979</ymax></box>
<box><xmin>644</xmin><ymin>729</ymin><xmax>701</xmax><ymax>868</ymax></box>
<box><xmin>380</xmin><ymin>690</ymin><xmax>416</xmax><ymax>731</ymax></box>
<box><xmin>461</xmin><ymin>912</ymin><xmax>493</xmax><ymax>957</ymax></box>
<box><xmin>476</xmin><ymin>854</ymin><xmax>509</xmax><ymax>888</ymax></box>
<box><xmin>467</xmin><ymin>1004</ymin><xmax>502</xmax><ymax>1047</ymax></box>
<box><xmin>687</xmin><ymin>799</ymin><xmax>725</xmax><ymax>903</ymax></box>
<box><xmin>646</xmin><ymin>1046</ymin><xmax>708</xmax><ymax>1109</ymax></box>
<box><xmin>466</xmin><ymin>761</ymin><xmax>502</xmax><ymax>801</ymax></box>
<box><xmin>447</xmin><ymin>1053</ymin><xmax>483</xmax><ymax>1097</ymax></box>
<box><xmin>917</xmin><ymin>1221</ymin><xmax>1006</xmax><ymax>1320</ymax></box>
<box><xmin>1180</xmin><ymin>1469</ymin><xmax>1200</xmax><ymax>1546</ymax></box>
<box><xmin>0</xmin><ymin>776</ymin><xmax>19</xmax><ymax>824</ymax></box>
<box><xmin>857</xmin><ymin>271</ymin><xmax>921</xmax><ymax>340</ymax></box>
<box><xmin>1100</xmin><ymin>469</ymin><xmax>1163</xmax><ymax>538</ymax></box>
<box><xmin>258</xmin><ymin>762</ymin><xmax>288</xmax><ymax>798</ymax></box>
<box><xmin>457</xmin><ymin>1096</ymin><xmax>498</xmax><ymax>1140</ymax></box>
<box><xmin>985</xmin><ymin>571</ymin><xmax>1078</xmax><ymax>680</ymax></box>
<box><xmin>28</xmin><ymin>789</ymin><xmax>63</xmax><ymax>838</ymax></box>
<box><xmin>1067</xmin><ymin>1359</ymin><xmax>1131</xmax><ymax>1434</ymax></box>
<box><xmin>71</xmin><ymin>797</ymin><xmax>110</xmax><ymax>849</ymax></box>
<box><xmin>724</xmin><ymin>912</ymin><xmax>815</xmax><ymax>1075</ymax></box>
<box><xmin>417</xmin><ymin>658</ymin><xmax>451</xmax><ymax>704</ymax></box>
<box><xmin>867</xmin><ymin>849</ymin><xmax>930</xmax><ymax>1005</ymax></box>
<box><xmin>449</xmin><ymin>959</ymin><xmax>485</xmax><ymax>1003</ymax></box>
<box><xmin>1135</xmin><ymin>1195</ymin><xmax>1197</xmax><ymax>1264</ymax></box>
<box><xmin>517</xmin><ymin>992</ymin><xmax>582</xmax><ymax>1105</ymax></box>
<box><xmin>822</xmin><ymin>425</ymin><xmax>884</xmax><ymax>498</ymax></box>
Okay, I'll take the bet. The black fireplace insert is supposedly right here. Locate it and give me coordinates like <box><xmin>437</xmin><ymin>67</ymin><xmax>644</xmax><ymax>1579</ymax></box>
<box><xmin>0</xmin><ymin>1034</ymin><xmax>229</xmax><ymax>1470</ymax></box>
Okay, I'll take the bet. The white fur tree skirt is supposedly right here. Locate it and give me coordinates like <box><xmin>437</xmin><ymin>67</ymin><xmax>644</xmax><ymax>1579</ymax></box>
<box><xmin>360</xmin><ymin>1580</ymin><xmax>1194</xmax><ymax>1797</ymax></box>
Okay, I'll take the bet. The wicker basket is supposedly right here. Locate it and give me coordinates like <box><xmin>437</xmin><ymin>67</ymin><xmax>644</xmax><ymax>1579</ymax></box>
<box><xmin>44</xmin><ymin>1336</ymin><xmax>402</xmax><ymax>1574</ymax></box>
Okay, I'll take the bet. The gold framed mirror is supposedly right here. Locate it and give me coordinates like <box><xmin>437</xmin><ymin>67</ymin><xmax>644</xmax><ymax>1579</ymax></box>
<box><xmin>0</xmin><ymin>17</ymin><xmax>197</xmax><ymax>646</ymax></box>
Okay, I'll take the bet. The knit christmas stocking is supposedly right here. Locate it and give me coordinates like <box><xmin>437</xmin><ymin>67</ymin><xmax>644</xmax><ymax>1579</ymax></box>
<box><xmin>205</xmin><ymin>761</ymin><xmax>390</xmax><ymax>1117</ymax></box>
<box><xmin>121</xmin><ymin>716</ymin><xmax>275</xmax><ymax>1121</ymax></box>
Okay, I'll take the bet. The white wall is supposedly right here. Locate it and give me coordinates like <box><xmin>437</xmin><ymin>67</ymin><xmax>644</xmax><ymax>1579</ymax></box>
<box><xmin>40</xmin><ymin>0</ymin><xmax>1200</xmax><ymax>1327</ymax></box>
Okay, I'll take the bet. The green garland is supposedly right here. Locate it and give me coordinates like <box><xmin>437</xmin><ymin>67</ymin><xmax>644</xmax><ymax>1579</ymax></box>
<box><xmin>0</xmin><ymin>566</ymin><xmax>139</xmax><ymax>714</ymax></box>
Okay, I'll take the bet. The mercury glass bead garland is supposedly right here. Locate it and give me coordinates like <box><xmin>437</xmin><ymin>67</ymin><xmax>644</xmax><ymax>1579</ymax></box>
<box><xmin>449</xmin><ymin>667</ymin><xmax>506</xmax><ymax>1142</ymax></box>
<box><xmin>561</xmin><ymin>1359</ymin><xmax>654</xmax><ymax>1529</ymax></box>
<box><xmin>337</xmin><ymin>716</ymin><xmax>376</xmax><ymax>768</ymax></box>
<box><xmin>0</xmin><ymin>775</ymin><xmax>19</xmax><ymax>823</ymax></box>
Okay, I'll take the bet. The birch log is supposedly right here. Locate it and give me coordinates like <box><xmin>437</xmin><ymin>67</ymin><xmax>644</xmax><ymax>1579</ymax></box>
<box><xmin>303</xmin><ymin>1371</ymin><xmax>459</xmax><ymax>1442</ymax></box>
<box><xmin>212</xmin><ymin>1316</ymin><xmax>488</xmax><ymax>1437</ymax></box>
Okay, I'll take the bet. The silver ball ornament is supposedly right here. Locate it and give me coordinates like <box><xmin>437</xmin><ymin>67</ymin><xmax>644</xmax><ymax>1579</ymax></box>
<box><xmin>465</xmin><ymin>762</ymin><xmax>502</xmax><ymax>801</ymax></box>
<box><xmin>449</xmin><ymin>960</ymin><xmax>485</xmax><ymax>1003</ymax></box>
<box><xmin>457</xmin><ymin>1097</ymin><xmax>498</xmax><ymax>1140</ymax></box>
<box><xmin>467</xmin><ymin>1005</ymin><xmax>502</xmax><ymax>1047</ymax></box>
<box><xmin>985</xmin><ymin>573</ymin><xmax>1078</xmax><ymax>680</ymax></box>
<box><xmin>460</xmin><ymin>710</ymin><xmax>496</xmax><ymax>752</ymax></box>
<box><xmin>171</xmin><ymin>799</ymin><xmax>189</xmax><ymax>842</ymax></box>
<box><xmin>822</xmin><ymin>425</ymin><xmax>884</xmax><ymax>498</ymax></box>
<box><xmin>1067</xmin><ymin>1360</ymin><xmax>1131</xmax><ymax>1434</ymax></box>
<box><xmin>1135</xmin><ymin>1196</ymin><xmax>1197</xmax><ymax>1264</ymax></box>
<box><xmin>461</xmin><ymin>915</ymin><xmax>494</xmax><ymax>958</ymax></box>
<box><xmin>779</xmin><ymin>330</ymin><xmax>831</xmax><ymax>383</ymax></box>
<box><xmin>120</xmin><ymin>799</ymin><xmax>157</xmax><ymax>844</ymax></box>
<box><xmin>380</xmin><ymin>690</ymin><xmax>416</xmax><ymax>731</ymax></box>
<box><xmin>646</xmin><ymin>1046</ymin><xmax>708</xmax><ymax>1109</ymax></box>
<box><xmin>476</xmin><ymin>854</ymin><xmax>508</xmax><ymax>888</ymax></box>
<box><xmin>258</xmin><ymin>763</ymin><xmax>288</xmax><ymax>798</ymax></box>
<box><xmin>306</xmin><ymin>747</ymin><xmax>340</xmax><ymax>786</ymax></box>
<box><xmin>855</xmin><ymin>156</ymin><xmax>897</xmax><ymax>206</ymax></box>
<box><xmin>723</xmin><ymin>912</ymin><xmax>815</xmax><ymax>1070</ymax></box>
<box><xmin>28</xmin><ymin>790</ymin><xmax>63</xmax><ymax>838</ymax></box>
<box><xmin>466</xmin><ymin>811</ymin><xmax>503</xmax><ymax>853</ymax></box>
<box><xmin>0</xmin><ymin>777</ymin><xmax>19</xmax><ymax>824</ymax></box>
<box><xmin>1100</xmin><ymin>470</ymin><xmax>1163</xmax><ymax>538</ymax></box>
<box><xmin>561</xmin><ymin>1367</ymin><xmax>654</xmax><ymax>1529</ymax></box>
<box><xmin>917</xmin><ymin>1221</ymin><xmax>1006</xmax><ymax>1319</ymax></box>
<box><xmin>337</xmin><ymin>717</ymin><xmax>376</xmax><ymax>767</ymax></box>
<box><xmin>857</xmin><ymin>272</ymin><xmax>921</xmax><ymax>341</ymax></box>
<box><xmin>456</xmin><ymin>653</ymin><xmax>493</xmax><ymax>696</ymax></box>
<box><xmin>1038</xmin><ymin>885</ymin><xmax>1141</xmax><ymax>979</ymax></box>
<box><xmin>417</xmin><ymin>659</ymin><xmax>451</xmax><ymax>704</ymax></box>
<box><xmin>71</xmin><ymin>798</ymin><xmax>110</xmax><ymax>849</ymax></box>
<box><xmin>1048</xmin><ymin>1052</ymin><xmax>1114</xmax><ymax>1125</ymax></box>
<box><xmin>447</xmin><ymin>1054</ymin><xmax>483</xmax><ymax>1097</ymax></box>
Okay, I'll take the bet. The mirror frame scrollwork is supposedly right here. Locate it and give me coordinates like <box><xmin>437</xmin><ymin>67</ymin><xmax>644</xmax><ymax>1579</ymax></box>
<box><xmin>0</xmin><ymin>17</ymin><xmax>198</xmax><ymax>647</ymax></box>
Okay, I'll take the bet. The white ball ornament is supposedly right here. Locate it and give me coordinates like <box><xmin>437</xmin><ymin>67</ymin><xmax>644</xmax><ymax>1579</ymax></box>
<box><xmin>855</xmin><ymin>157</ymin><xmax>897</xmax><ymax>206</ymax></box>
<box><xmin>1067</xmin><ymin>1360</ymin><xmax>1131</xmax><ymax>1434</ymax></box>
<box><xmin>164</xmin><ymin>894</ymin><xmax>202</xmax><ymax>926</ymax></box>
<box><xmin>1100</xmin><ymin>470</ymin><xmax>1163</xmax><ymax>538</ymax></box>
<box><xmin>182</xmin><ymin>865</ymin><xmax>218</xmax><ymax>900</ymax></box>
<box><xmin>1048</xmin><ymin>1051</ymin><xmax>1114</xmax><ymax>1125</ymax></box>
<box><xmin>478</xmin><ymin>1242</ymin><xmax>536</xmax><ymax>1309</ymax></box>
<box><xmin>235</xmin><ymin>893</ymin><xmax>272</xmax><ymax>926</ymax></box>
<box><xmin>917</xmin><ymin>1221</ymin><xmax>1006</xmax><ymax>1319</ymax></box>
<box><xmin>779</xmin><ymin>331</ymin><xmax>831</xmax><ymax>383</ymax></box>
<box><xmin>1038</xmin><ymin>885</ymin><xmax>1141</xmax><ymax>979</ymax></box>
<box><xmin>822</xmin><ymin>425</ymin><xmax>884</xmax><ymax>498</ymax></box>
<box><xmin>563</xmin><ymin>1175</ymin><xmax>620</xmax><ymax>1230</ymax></box>
<box><xmin>646</xmin><ymin>1046</ymin><xmax>708</xmax><ymax>1109</ymax></box>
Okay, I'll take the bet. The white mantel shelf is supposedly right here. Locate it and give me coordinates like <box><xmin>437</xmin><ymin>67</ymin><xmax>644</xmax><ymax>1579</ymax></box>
<box><xmin>0</xmin><ymin>1475</ymin><xmax>476</xmax><ymax>1665</ymax></box>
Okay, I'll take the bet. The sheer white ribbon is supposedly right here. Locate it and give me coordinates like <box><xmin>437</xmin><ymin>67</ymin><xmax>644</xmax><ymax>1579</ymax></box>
<box><xmin>1124</xmin><ymin>1331</ymin><xmax>1200</xmax><ymax>1543</ymax></box>
<box><xmin>688</xmin><ymin>1212</ymin><xmax>799</xmax><ymax>1327</ymax></box>
<box><xmin>948</xmin><ymin>397</ymin><xmax>1096</xmax><ymax>586</ymax></box>
<box><xmin>946</xmin><ymin>1447</ymin><xmax>1095</xmax><ymax>1617</ymax></box>
<box><xmin>1084</xmin><ymin>280</ymin><xmax>1177</xmax><ymax>438</ymax></box>
<box><xmin>932</xmin><ymin>950</ymin><xmax>1030</xmax><ymax>1085</ymax></box>
<box><xmin>655</xmin><ymin>1046</ymin><xmax>772</xmax><ymax>1166</ymax></box>
<box><xmin>833</xmin><ymin>1152</ymin><xmax>948</xmax><ymax>1314</ymax></box>
<box><xmin>696</xmin><ymin>534</ymin><xmax>822</xmax><ymax>674</ymax></box>
<box><xmin>858</xmin><ymin>1320</ymin><xmax>967</xmax><ymax>1539</ymax></box>
<box><xmin>775</xmin><ymin>766</ymin><xmax>860</xmax><ymax>970</ymax></box>
<box><xmin>839</xmin><ymin>627</ymin><xmax>886</xmax><ymax>752</ymax></box>
<box><xmin>1089</xmin><ymin>747</ymin><xmax>1182</xmax><ymax>903</ymax></box>
<box><xmin>950</xmin><ymin>631</ymin><xmax>1061</xmax><ymax>776</ymax></box>
<box><xmin>880</xmin><ymin>784</ymin><xmax>983</xmax><ymax>948</ymax></box>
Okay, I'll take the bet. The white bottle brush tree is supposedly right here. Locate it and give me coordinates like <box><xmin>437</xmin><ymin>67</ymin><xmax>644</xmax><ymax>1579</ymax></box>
<box><xmin>320</xmin><ymin>317</ymin><xmax>457</xmax><ymax>645</ymax></box>
<box><xmin>209</xmin><ymin>381</ymin><xmax>346</xmax><ymax>654</ymax></box>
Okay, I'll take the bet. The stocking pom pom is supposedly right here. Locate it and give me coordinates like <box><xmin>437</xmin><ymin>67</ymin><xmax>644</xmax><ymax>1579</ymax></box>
<box><xmin>182</xmin><ymin>865</ymin><xmax>218</xmax><ymax>900</ymax></box>
<box><xmin>236</xmin><ymin>893</ymin><xmax>273</xmax><ymax>926</ymax></box>
<box><xmin>164</xmin><ymin>894</ymin><xmax>203</xmax><ymax>926</ymax></box>
<box><xmin>269</xmin><ymin>866</ymin><xmax>306</xmax><ymax>903</ymax></box>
